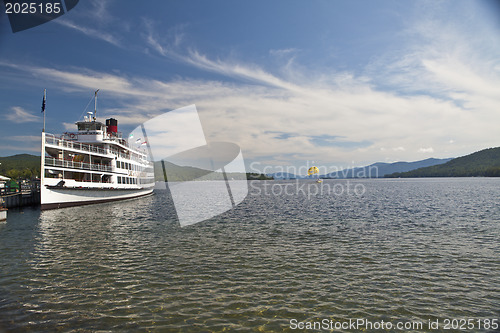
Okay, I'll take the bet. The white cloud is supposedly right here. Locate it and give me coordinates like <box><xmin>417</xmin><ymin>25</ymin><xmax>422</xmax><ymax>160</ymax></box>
<box><xmin>418</xmin><ymin>147</ymin><xmax>434</xmax><ymax>153</ymax></box>
<box><xmin>5</xmin><ymin>107</ymin><xmax>40</xmax><ymax>123</ymax></box>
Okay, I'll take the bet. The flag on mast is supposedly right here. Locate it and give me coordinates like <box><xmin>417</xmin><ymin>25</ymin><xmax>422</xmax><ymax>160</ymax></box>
<box><xmin>41</xmin><ymin>89</ymin><xmax>46</xmax><ymax>113</ymax></box>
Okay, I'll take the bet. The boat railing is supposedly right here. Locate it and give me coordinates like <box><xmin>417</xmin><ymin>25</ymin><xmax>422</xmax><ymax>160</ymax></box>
<box><xmin>45</xmin><ymin>156</ymin><xmax>113</xmax><ymax>173</ymax></box>
<box><xmin>45</xmin><ymin>133</ymin><xmax>148</xmax><ymax>162</ymax></box>
<box><xmin>45</xmin><ymin>134</ymin><xmax>108</xmax><ymax>155</ymax></box>
<box><xmin>62</xmin><ymin>178</ymin><xmax>113</xmax><ymax>184</ymax></box>
<box><xmin>104</xmin><ymin>135</ymin><xmax>149</xmax><ymax>159</ymax></box>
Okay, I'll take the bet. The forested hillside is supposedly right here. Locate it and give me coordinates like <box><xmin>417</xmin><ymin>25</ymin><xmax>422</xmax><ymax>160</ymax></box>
<box><xmin>0</xmin><ymin>154</ymin><xmax>40</xmax><ymax>179</ymax></box>
<box><xmin>386</xmin><ymin>147</ymin><xmax>500</xmax><ymax>177</ymax></box>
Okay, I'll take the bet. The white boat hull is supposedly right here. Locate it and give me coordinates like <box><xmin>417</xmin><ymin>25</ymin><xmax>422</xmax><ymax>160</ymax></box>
<box><xmin>41</xmin><ymin>185</ymin><xmax>153</xmax><ymax>210</ymax></box>
<box><xmin>0</xmin><ymin>209</ymin><xmax>6</xmax><ymax>221</ymax></box>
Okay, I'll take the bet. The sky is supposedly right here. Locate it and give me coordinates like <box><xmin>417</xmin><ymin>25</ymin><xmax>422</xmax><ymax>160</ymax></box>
<box><xmin>0</xmin><ymin>0</ymin><xmax>499</xmax><ymax>173</ymax></box>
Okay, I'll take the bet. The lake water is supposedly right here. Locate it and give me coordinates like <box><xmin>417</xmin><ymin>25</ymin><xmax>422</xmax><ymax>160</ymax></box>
<box><xmin>0</xmin><ymin>178</ymin><xmax>499</xmax><ymax>332</ymax></box>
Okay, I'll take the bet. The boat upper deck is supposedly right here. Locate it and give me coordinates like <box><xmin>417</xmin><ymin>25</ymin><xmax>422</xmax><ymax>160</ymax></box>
<box><xmin>44</xmin><ymin>133</ymin><xmax>149</xmax><ymax>163</ymax></box>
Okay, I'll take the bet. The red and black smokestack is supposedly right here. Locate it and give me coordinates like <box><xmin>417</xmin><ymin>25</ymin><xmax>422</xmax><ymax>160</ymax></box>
<box><xmin>106</xmin><ymin>118</ymin><xmax>118</xmax><ymax>134</ymax></box>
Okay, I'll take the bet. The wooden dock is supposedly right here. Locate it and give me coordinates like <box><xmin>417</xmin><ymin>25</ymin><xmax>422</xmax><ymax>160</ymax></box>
<box><xmin>1</xmin><ymin>191</ymin><xmax>40</xmax><ymax>208</ymax></box>
<box><xmin>0</xmin><ymin>181</ymin><xmax>40</xmax><ymax>208</ymax></box>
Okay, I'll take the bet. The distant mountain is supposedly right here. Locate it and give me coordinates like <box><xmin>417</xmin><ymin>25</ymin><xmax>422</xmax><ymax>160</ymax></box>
<box><xmin>327</xmin><ymin>158</ymin><xmax>452</xmax><ymax>179</ymax></box>
<box><xmin>0</xmin><ymin>154</ymin><xmax>40</xmax><ymax>179</ymax></box>
<box><xmin>386</xmin><ymin>147</ymin><xmax>500</xmax><ymax>178</ymax></box>
<box><xmin>267</xmin><ymin>158</ymin><xmax>452</xmax><ymax>179</ymax></box>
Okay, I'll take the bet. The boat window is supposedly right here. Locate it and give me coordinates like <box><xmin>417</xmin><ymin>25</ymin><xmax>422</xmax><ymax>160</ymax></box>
<box><xmin>118</xmin><ymin>177</ymin><xmax>121</xmax><ymax>184</ymax></box>
<box><xmin>77</xmin><ymin>122</ymin><xmax>103</xmax><ymax>131</ymax></box>
<box><xmin>116</xmin><ymin>161</ymin><xmax>120</xmax><ymax>168</ymax></box>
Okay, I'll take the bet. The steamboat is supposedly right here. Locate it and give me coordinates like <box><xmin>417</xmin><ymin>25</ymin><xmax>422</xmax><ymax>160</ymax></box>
<box><xmin>41</xmin><ymin>91</ymin><xmax>154</xmax><ymax>210</ymax></box>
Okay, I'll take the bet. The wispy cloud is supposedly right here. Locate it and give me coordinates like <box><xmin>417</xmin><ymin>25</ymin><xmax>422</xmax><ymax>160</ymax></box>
<box><xmin>269</xmin><ymin>48</ymin><xmax>299</xmax><ymax>57</ymax></box>
<box><xmin>5</xmin><ymin>107</ymin><xmax>40</xmax><ymax>123</ymax></box>
<box><xmin>143</xmin><ymin>24</ymin><xmax>302</xmax><ymax>91</ymax></box>
<box><xmin>31</xmin><ymin>66</ymin><xmax>133</xmax><ymax>93</ymax></box>
<box><xmin>143</xmin><ymin>19</ymin><xmax>189</xmax><ymax>59</ymax></box>
<box><xmin>0</xmin><ymin>145</ymin><xmax>41</xmax><ymax>153</ymax></box>
<box><xmin>7</xmin><ymin>135</ymin><xmax>40</xmax><ymax>142</ymax></box>
<box><xmin>3</xmin><ymin>136</ymin><xmax>42</xmax><ymax>153</ymax></box>
<box><xmin>91</xmin><ymin>0</ymin><xmax>113</xmax><ymax>22</ymax></box>
<box><xmin>55</xmin><ymin>19</ymin><xmax>122</xmax><ymax>47</ymax></box>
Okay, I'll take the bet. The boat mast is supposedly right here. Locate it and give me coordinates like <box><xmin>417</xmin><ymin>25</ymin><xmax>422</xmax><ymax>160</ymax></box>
<box><xmin>93</xmin><ymin>89</ymin><xmax>99</xmax><ymax>121</ymax></box>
